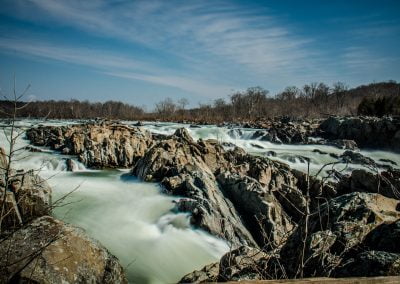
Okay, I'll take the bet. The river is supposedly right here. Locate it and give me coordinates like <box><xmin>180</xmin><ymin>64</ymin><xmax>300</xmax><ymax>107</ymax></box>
<box><xmin>1</xmin><ymin>119</ymin><xmax>399</xmax><ymax>283</ymax></box>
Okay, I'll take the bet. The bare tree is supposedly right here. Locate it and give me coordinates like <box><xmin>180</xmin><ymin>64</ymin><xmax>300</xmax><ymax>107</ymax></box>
<box><xmin>0</xmin><ymin>77</ymin><xmax>32</xmax><ymax>230</ymax></box>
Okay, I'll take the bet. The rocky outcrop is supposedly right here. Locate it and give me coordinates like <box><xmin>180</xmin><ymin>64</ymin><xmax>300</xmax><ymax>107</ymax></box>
<box><xmin>250</xmin><ymin>118</ymin><xmax>319</xmax><ymax>144</ymax></box>
<box><xmin>0</xmin><ymin>216</ymin><xmax>127</xmax><ymax>283</ymax></box>
<box><xmin>133</xmin><ymin>128</ymin><xmax>333</xmax><ymax>249</ymax></box>
<box><xmin>318</xmin><ymin>116</ymin><xmax>400</xmax><ymax>152</ymax></box>
<box><xmin>26</xmin><ymin>122</ymin><xmax>153</xmax><ymax>168</ymax></box>
<box><xmin>278</xmin><ymin>192</ymin><xmax>400</xmax><ymax>278</ymax></box>
<box><xmin>181</xmin><ymin>191</ymin><xmax>400</xmax><ymax>282</ymax></box>
<box><xmin>134</xmin><ymin>129</ymin><xmax>257</xmax><ymax>247</ymax></box>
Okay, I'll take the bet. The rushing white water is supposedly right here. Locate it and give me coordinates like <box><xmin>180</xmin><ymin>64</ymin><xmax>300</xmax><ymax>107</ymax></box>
<box><xmin>1</xmin><ymin>119</ymin><xmax>400</xmax><ymax>283</ymax></box>
<box><xmin>0</xmin><ymin>120</ymin><xmax>229</xmax><ymax>284</ymax></box>
<box><xmin>140</xmin><ymin>121</ymin><xmax>400</xmax><ymax>177</ymax></box>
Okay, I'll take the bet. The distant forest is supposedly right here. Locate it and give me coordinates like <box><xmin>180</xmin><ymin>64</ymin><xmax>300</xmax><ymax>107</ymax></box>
<box><xmin>1</xmin><ymin>81</ymin><xmax>399</xmax><ymax>122</ymax></box>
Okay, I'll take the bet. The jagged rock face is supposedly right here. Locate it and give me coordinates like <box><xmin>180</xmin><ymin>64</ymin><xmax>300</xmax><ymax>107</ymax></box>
<box><xmin>318</xmin><ymin>116</ymin><xmax>400</xmax><ymax>152</ymax></box>
<box><xmin>1</xmin><ymin>170</ymin><xmax>52</xmax><ymax>228</ymax></box>
<box><xmin>217</xmin><ymin>173</ymin><xmax>294</xmax><ymax>248</ymax></box>
<box><xmin>0</xmin><ymin>216</ymin><xmax>127</xmax><ymax>283</ymax></box>
<box><xmin>163</xmin><ymin>169</ymin><xmax>257</xmax><ymax>246</ymax></box>
<box><xmin>26</xmin><ymin>122</ymin><xmax>153</xmax><ymax>168</ymax></box>
<box><xmin>278</xmin><ymin>192</ymin><xmax>400</xmax><ymax>278</ymax></box>
<box><xmin>134</xmin><ymin>130</ymin><xmax>257</xmax><ymax>246</ymax></box>
<box><xmin>133</xmin><ymin>128</ymin><xmax>333</xmax><ymax>249</ymax></box>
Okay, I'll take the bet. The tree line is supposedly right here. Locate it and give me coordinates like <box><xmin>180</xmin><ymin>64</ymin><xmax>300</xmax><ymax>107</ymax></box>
<box><xmin>0</xmin><ymin>81</ymin><xmax>399</xmax><ymax>122</ymax></box>
<box><xmin>0</xmin><ymin>99</ymin><xmax>144</xmax><ymax>120</ymax></box>
<box><xmin>151</xmin><ymin>81</ymin><xmax>400</xmax><ymax>122</ymax></box>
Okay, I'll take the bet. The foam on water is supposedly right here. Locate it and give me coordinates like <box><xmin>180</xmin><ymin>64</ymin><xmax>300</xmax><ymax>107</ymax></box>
<box><xmin>0</xmin><ymin>120</ymin><xmax>229</xmax><ymax>284</ymax></box>
<box><xmin>139</xmin><ymin>121</ymin><xmax>400</xmax><ymax>176</ymax></box>
<box><xmin>2</xmin><ymin>119</ymin><xmax>400</xmax><ymax>283</ymax></box>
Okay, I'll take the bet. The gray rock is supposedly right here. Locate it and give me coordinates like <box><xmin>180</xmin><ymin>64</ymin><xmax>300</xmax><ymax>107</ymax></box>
<box><xmin>217</xmin><ymin>173</ymin><xmax>294</xmax><ymax>249</ymax></box>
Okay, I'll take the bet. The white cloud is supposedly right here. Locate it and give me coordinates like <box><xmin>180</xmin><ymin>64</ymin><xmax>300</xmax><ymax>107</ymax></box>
<box><xmin>0</xmin><ymin>36</ymin><xmax>232</xmax><ymax>98</ymax></box>
<box><xmin>2</xmin><ymin>0</ymin><xmax>398</xmax><ymax>95</ymax></box>
<box><xmin>10</xmin><ymin>0</ymin><xmax>319</xmax><ymax>76</ymax></box>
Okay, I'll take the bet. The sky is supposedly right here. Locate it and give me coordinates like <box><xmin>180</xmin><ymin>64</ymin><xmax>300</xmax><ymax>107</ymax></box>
<box><xmin>0</xmin><ymin>0</ymin><xmax>399</xmax><ymax>108</ymax></box>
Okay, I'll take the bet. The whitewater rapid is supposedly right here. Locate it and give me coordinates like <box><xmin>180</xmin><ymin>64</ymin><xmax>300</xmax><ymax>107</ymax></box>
<box><xmin>0</xmin><ymin>120</ymin><xmax>229</xmax><ymax>284</ymax></box>
<box><xmin>140</xmin><ymin>121</ymin><xmax>400</xmax><ymax>177</ymax></box>
<box><xmin>1</xmin><ymin>119</ymin><xmax>400</xmax><ymax>283</ymax></box>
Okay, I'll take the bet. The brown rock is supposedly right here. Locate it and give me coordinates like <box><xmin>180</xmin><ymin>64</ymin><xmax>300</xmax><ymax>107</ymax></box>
<box><xmin>0</xmin><ymin>216</ymin><xmax>127</xmax><ymax>283</ymax></box>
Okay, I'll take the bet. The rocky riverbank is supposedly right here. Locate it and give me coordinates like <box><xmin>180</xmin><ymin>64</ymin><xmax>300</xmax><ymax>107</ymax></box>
<box><xmin>0</xmin><ymin>148</ymin><xmax>127</xmax><ymax>283</ymax></box>
<box><xmin>22</xmin><ymin>119</ymin><xmax>400</xmax><ymax>283</ymax></box>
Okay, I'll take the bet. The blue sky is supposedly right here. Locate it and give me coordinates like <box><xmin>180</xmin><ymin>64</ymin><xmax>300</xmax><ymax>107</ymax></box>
<box><xmin>0</xmin><ymin>0</ymin><xmax>399</xmax><ymax>107</ymax></box>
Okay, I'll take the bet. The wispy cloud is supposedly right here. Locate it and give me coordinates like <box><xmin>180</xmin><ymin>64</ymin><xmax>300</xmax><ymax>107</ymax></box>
<box><xmin>1</xmin><ymin>0</ymin><xmax>399</xmax><ymax>98</ymax></box>
<box><xmin>341</xmin><ymin>46</ymin><xmax>398</xmax><ymax>71</ymax></box>
<box><xmin>8</xmin><ymin>0</ymin><xmax>319</xmax><ymax>76</ymax></box>
<box><xmin>0</xmin><ymin>36</ymin><xmax>232</xmax><ymax>98</ymax></box>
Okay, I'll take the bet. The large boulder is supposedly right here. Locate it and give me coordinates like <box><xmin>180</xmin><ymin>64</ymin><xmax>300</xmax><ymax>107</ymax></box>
<box><xmin>26</xmin><ymin>122</ymin><xmax>153</xmax><ymax>168</ymax></box>
<box><xmin>163</xmin><ymin>169</ymin><xmax>257</xmax><ymax>246</ymax></box>
<box><xmin>0</xmin><ymin>216</ymin><xmax>127</xmax><ymax>283</ymax></box>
